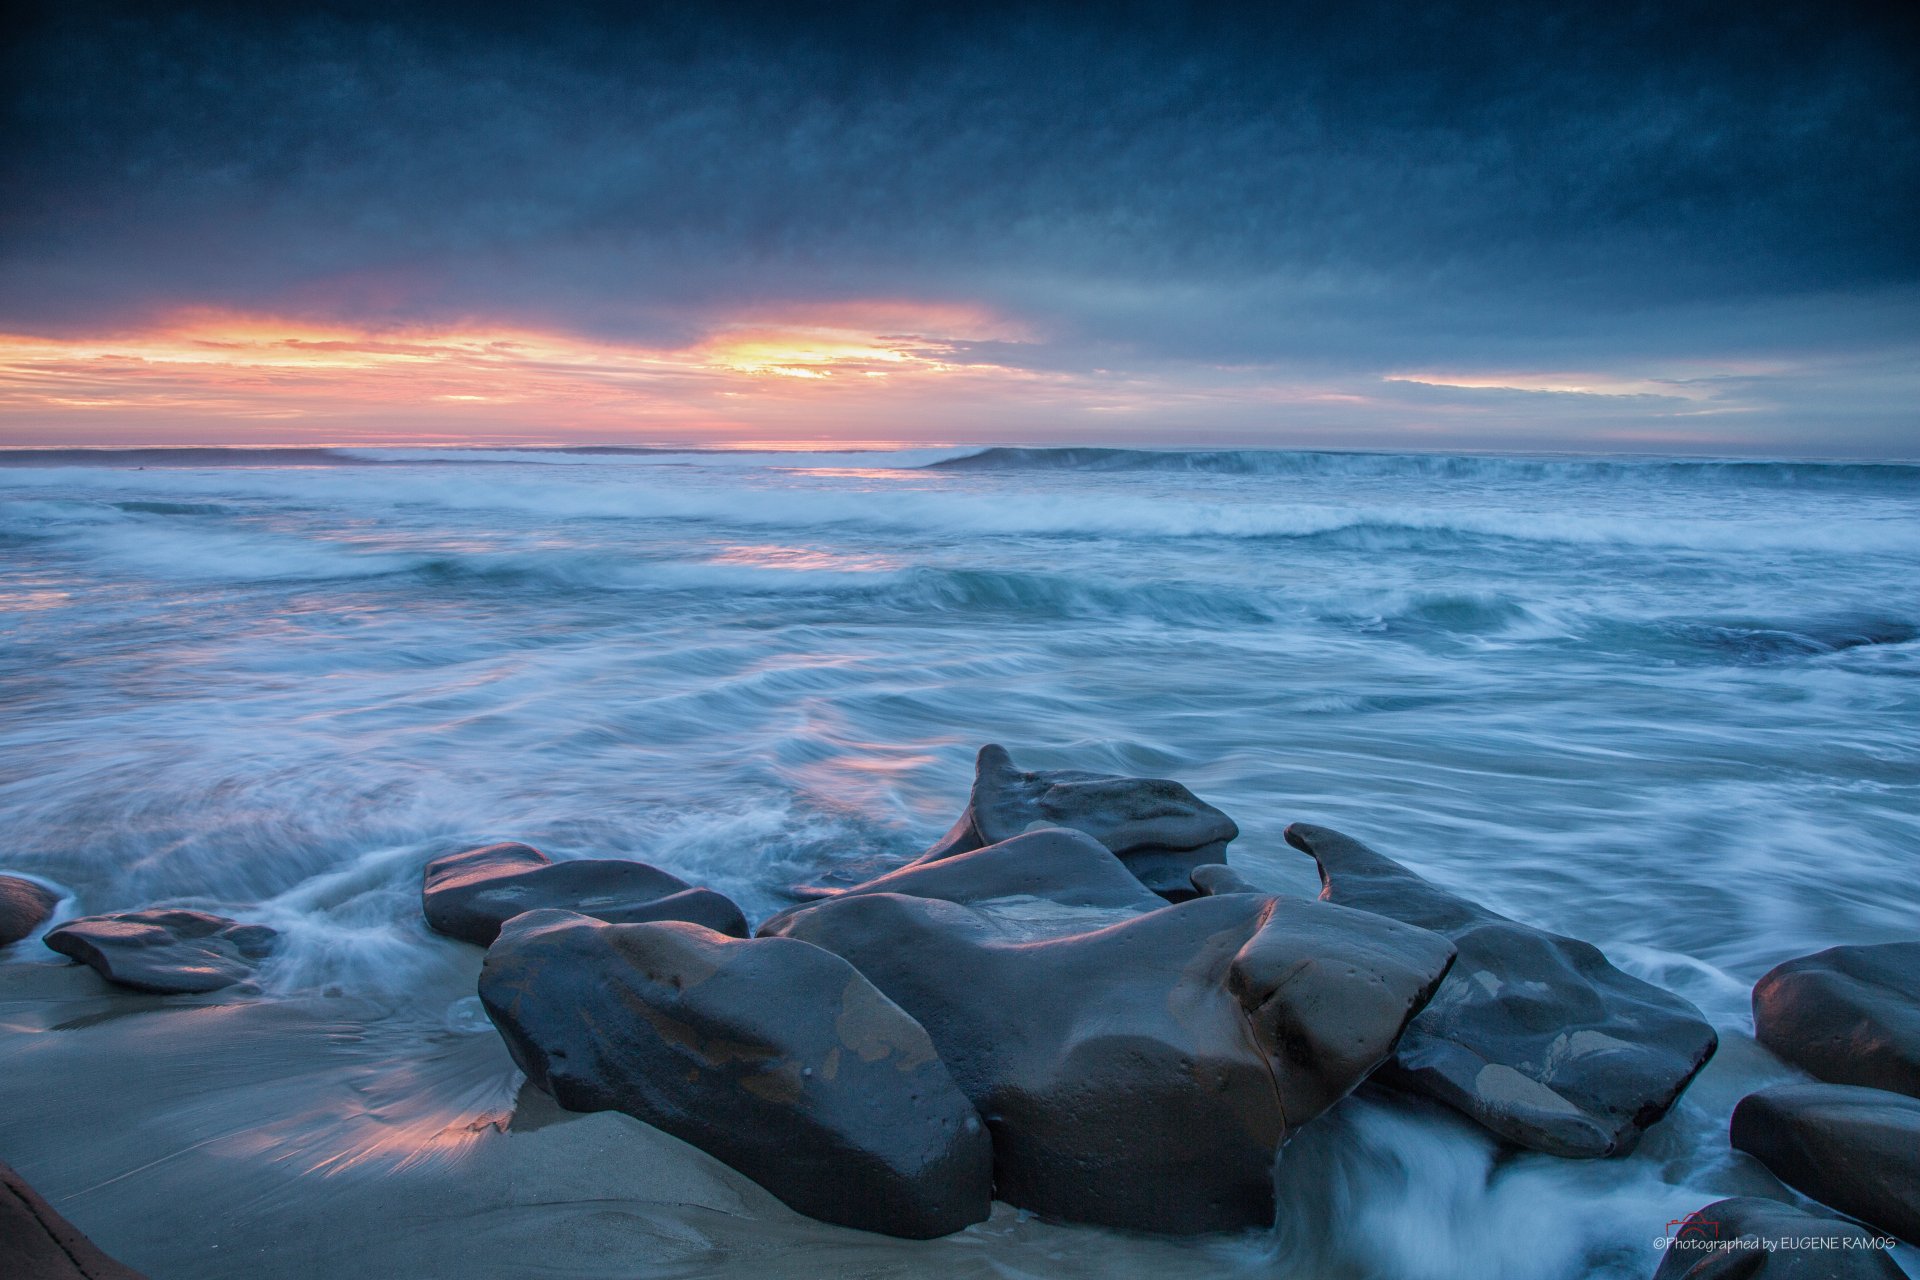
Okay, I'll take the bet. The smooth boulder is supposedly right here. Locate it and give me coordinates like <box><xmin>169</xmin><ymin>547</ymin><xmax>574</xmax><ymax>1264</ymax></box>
<box><xmin>0</xmin><ymin>876</ymin><xmax>60</xmax><ymax>947</ymax></box>
<box><xmin>43</xmin><ymin>910</ymin><xmax>277</xmax><ymax>994</ymax></box>
<box><xmin>767</xmin><ymin>887</ymin><xmax>1455</xmax><ymax>1232</ymax></box>
<box><xmin>2</xmin><ymin>1158</ymin><xmax>149</xmax><ymax>1279</ymax></box>
<box><xmin>1651</xmin><ymin>1196</ymin><xmax>1903</xmax><ymax>1279</ymax></box>
<box><xmin>479</xmin><ymin>911</ymin><xmax>992</xmax><ymax>1239</ymax></box>
<box><xmin>1730</xmin><ymin>1083</ymin><xmax>1920</xmax><ymax>1245</ymax></box>
<box><xmin>421</xmin><ymin>841</ymin><xmax>747</xmax><ymax>946</ymax></box>
<box><xmin>1285</xmin><ymin>823</ymin><xmax>1717</xmax><ymax>1158</ymax></box>
<box><xmin>1753</xmin><ymin>942</ymin><xmax>1920</xmax><ymax>1099</ymax></box>
<box><xmin>915</xmin><ymin>744</ymin><xmax>1239</xmax><ymax>898</ymax></box>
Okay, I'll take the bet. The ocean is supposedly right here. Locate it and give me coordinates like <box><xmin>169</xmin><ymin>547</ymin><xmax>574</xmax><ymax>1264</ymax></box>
<box><xmin>2</xmin><ymin>444</ymin><xmax>1917</xmax><ymax>1277</ymax></box>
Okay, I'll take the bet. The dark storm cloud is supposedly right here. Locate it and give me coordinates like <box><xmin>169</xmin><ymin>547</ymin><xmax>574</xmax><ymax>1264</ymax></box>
<box><xmin>3</xmin><ymin>1</ymin><xmax>1917</xmax><ymax>410</ymax></box>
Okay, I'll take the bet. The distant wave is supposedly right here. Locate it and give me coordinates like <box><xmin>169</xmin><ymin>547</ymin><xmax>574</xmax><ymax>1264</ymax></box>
<box><xmin>6</xmin><ymin>468</ymin><xmax>1919</xmax><ymax>557</ymax></box>
<box><xmin>0</xmin><ymin>445</ymin><xmax>966</xmax><ymax>469</ymax></box>
<box><xmin>929</xmin><ymin>446</ymin><xmax>1920</xmax><ymax>489</ymax></box>
<box><xmin>8</xmin><ymin>444</ymin><xmax>1916</xmax><ymax>489</ymax></box>
<box><xmin>0</xmin><ymin>447</ymin><xmax>379</xmax><ymax>468</ymax></box>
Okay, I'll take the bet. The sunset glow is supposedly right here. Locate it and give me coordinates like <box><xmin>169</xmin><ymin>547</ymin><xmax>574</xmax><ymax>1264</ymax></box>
<box><xmin>0</xmin><ymin>306</ymin><xmax>1057</xmax><ymax>444</ymax></box>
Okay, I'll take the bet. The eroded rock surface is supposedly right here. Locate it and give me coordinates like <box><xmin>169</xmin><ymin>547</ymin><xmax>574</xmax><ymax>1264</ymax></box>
<box><xmin>1284</xmin><ymin>822</ymin><xmax>1717</xmax><ymax>1157</ymax></box>
<box><xmin>766</xmin><ymin>885</ymin><xmax>1454</xmax><ymax>1232</ymax></box>
<box><xmin>1753</xmin><ymin>942</ymin><xmax>1920</xmax><ymax>1099</ymax></box>
<box><xmin>1731</xmin><ymin>1083</ymin><xmax>1920</xmax><ymax>1246</ymax></box>
<box><xmin>43</xmin><ymin>910</ymin><xmax>277</xmax><ymax>994</ymax></box>
<box><xmin>479</xmin><ymin>911</ymin><xmax>992</xmax><ymax>1239</ymax></box>
<box><xmin>915</xmin><ymin>744</ymin><xmax>1239</xmax><ymax>898</ymax></box>
<box><xmin>422</xmin><ymin>841</ymin><xmax>747</xmax><ymax>946</ymax></box>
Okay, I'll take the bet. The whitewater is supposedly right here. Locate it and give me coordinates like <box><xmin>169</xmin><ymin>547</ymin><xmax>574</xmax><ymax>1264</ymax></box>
<box><xmin>1</xmin><ymin>444</ymin><xmax>1917</xmax><ymax>1278</ymax></box>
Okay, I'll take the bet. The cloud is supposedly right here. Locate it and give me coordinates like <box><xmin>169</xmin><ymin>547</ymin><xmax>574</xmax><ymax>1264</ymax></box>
<box><xmin>2</xmin><ymin>1</ymin><xmax>1916</xmax><ymax>450</ymax></box>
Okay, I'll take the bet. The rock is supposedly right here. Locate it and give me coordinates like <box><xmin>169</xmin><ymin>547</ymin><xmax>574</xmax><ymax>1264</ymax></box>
<box><xmin>1</xmin><ymin>1158</ymin><xmax>149</xmax><ymax>1279</ymax></box>
<box><xmin>0</xmin><ymin>876</ymin><xmax>61</xmax><ymax>947</ymax></box>
<box><xmin>1190</xmin><ymin>863</ymin><xmax>1264</xmax><ymax>896</ymax></box>
<box><xmin>1284</xmin><ymin>823</ymin><xmax>1717</xmax><ymax>1158</ymax></box>
<box><xmin>479</xmin><ymin>911</ymin><xmax>992</xmax><ymax>1239</ymax></box>
<box><xmin>1651</xmin><ymin>1196</ymin><xmax>1903</xmax><ymax>1278</ymax></box>
<box><xmin>766</xmin><ymin>887</ymin><xmax>1455</xmax><ymax>1232</ymax></box>
<box><xmin>43</xmin><ymin>910</ymin><xmax>278</xmax><ymax>994</ymax></box>
<box><xmin>1753</xmin><ymin>942</ymin><xmax>1920</xmax><ymax>1099</ymax></box>
<box><xmin>1730</xmin><ymin>1083</ymin><xmax>1920</xmax><ymax>1246</ymax></box>
<box><xmin>757</xmin><ymin>827</ymin><xmax>1161</xmax><ymax>935</ymax></box>
<box><xmin>421</xmin><ymin>841</ymin><xmax>748</xmax><ymax>946</ymax></box>
<box><xmin>914</xmin><ymin>744</ymin><xmax>1239</xmax><ymax>898</ymax></box>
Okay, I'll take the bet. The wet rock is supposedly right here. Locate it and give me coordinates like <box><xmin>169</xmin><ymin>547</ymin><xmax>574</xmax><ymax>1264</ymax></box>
<box><xmin>479</xmin><ymin>910</ymin><xmax>992</xmax><ymax>1239</ymax></box>
<box><xmin>914</xmin><ymin>744</ymin><xmax>1239</xmax><ymax>898</ymax></box>
<box><xmin>0</xmin><ymin>876</ymin><xmax>60</xmax><ymax>947</ymax></box>
<box><xmin>1284</xmin><ymin>823</ymin><xmax>1717</xmax><ymax>1158</ymax></box>
<box><xmin>1651</xmin><ymin>1196</ymin><xmax>1903</xmax><ymax>1278</ymax></box>
<box><xmin>1730</xmin><ymin>1083</ymin><xmax>1920</xmax><ymax>1246</ymax></box>
<box><xmin>43</xmin><ymin>910</ymin><xmax>278</xmax><ymax>994</ymax></box>
<box><xmin>422</xmin><ymin>841</ymin><xmax>747</xmax><ymax>946</ymax></box>
<box><xmin>1189</xmin><ymin>863</ymin><xmax>1264</xmax><ymax>896</ymax></box>
<box><xmin>757</xmin><ymin>827</ymin><xmax>1160</xmax><ymax>935</ymax></box>
<box><xmin>1753</xmin><ymin>942</ymin><xmax>1920</xmax><ymax>1099</ymax></box>
<box><xmin>766</xmin><ymin>887</ymin><xmax>1454</xmax><ymax>1232</ymax></box>
<box><xmin>1</xmin><ymin>1158</ymin><xmax>149</xmax><ymax>1279</ymax></box>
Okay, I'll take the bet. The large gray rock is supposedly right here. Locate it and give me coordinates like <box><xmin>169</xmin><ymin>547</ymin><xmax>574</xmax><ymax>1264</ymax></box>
<box><xmin>1</xmin><ymin>1158</ymin><xmax>149</xmax><ymax>1279</ymax></box>
<box><xmin>0</xmin><ymin>876</ymin><xmax>60</xmax><ymax>947</ymax></box>
<box><xmin>1284</xmin><ymin>823</ymin><xmax>1717</xmax><ymax>1158</ymax></box>
<box><xmin>1753</xmin><ymin>942</ymin><xmax>1920</xmax><ymax>1099</ymax></box>
<box><xmin>914</xmin><ymin>744</ymin><xmax>1239</xmax><ymax>898</ymax></box>
<box><xmin>43</xmin><ymin>910</ymin><xmax>278</xmax><ymax>994</ymax></box>
<box><xmin>1731</xmin><ymin>1083</ymin><xmax>1920</xmax><ymax>1246</ymax></box>
<box><xmin>422</xmin><ymin>841</ymin><xmax>747</xmax><ymax>946</ymax></box>
<box><xmin>1650</xmin><ymin>1196</ymin><xmax>1903</xmax><ymax>1278</ymax></box>
<box><xmin>758</xmin><ymin>827</ymin><xmax>1162</xmax><ymax>936</ymax></box>
<box><xmin>765</xmin><ymin>886</ymin><xmax>1455</xmax><ymax>1232</ymax></box>
<box><xmin>479</xmin><ymin>911</ymin><xmax>992</xmax><ymax>1239</ymax></box>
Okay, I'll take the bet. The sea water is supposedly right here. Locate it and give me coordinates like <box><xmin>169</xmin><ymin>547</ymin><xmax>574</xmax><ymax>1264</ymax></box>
<box><xmin>1</xmin><ymin>445</ymin><xmax>1916</xmax><ymax>1277</ymax></box>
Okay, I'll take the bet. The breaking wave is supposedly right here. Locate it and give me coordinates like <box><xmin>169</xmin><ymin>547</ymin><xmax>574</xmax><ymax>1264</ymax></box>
<box><xmin>931</xmin><ymin>446</ymin><xmax>1920</xmax><ymax>489</ymax></box>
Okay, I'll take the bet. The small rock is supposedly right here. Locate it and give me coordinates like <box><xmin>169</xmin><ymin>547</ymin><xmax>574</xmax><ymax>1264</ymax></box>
<box><xmin>421</xmin><ymin>841</ymin><xmax>747</xmax><ymax>946</ymax></box>
<box><xmin>914</xmin><ymin>744</ymin><xmax>1241</xmax><ymax>899</ymax></box>
<box><xmin>1189</xmin><ymin>863</ymin><xmax>1264</xmax><ymax>896</ymax></box>
<box><xmin>0</xmin><ymin>875</ymin><xmax>61</xmax><ymax>947</ymax></box>
<box><xmin>1650</xmin><ymin>1196</ymin><xmax>1903</xmax><ymax>1278</ymax></box>
<box><xmin>43</xmin><ymin>909</ymin><xmax>277</xmax><ymax>994</ymax></box>
<box><xmin>1754</xmin><ymin>942</ymin><xmax>1920</xmax><ymax>1099</ymax></box>
<box><xmin>480</xmin><ymin>911</ymin><xmax>992</xmax><ymax>1239</ymax></box>
<box><xmin>1</xmin><ymin>1158</ymin><xmax>150</xmax><ymax>1279</ymax></box>
<box><xmin>1285</xmin><ymin>822</ymin><xmax>1717</xmax><ymax>1157</ymax></box>
<box><xmin>1730</xmin><ymin>1083</ymin><xmax>1920</xmax><ymax>1246</ymax></box>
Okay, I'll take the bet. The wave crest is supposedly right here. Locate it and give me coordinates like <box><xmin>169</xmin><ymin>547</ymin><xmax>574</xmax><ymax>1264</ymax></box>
<box><xmin>930</xmin><ymin>446</ymin><xmax>1920</xmax><ymax>489</ymax></box>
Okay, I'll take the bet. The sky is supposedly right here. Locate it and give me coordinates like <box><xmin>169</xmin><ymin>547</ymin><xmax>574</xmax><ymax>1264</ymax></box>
<box><xmin>3</xmin><ymin>1</ymin><xmax>1917</xmax><ymax>455</ymax></box>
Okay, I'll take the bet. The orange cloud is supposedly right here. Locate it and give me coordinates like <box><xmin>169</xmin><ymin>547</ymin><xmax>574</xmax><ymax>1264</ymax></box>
<box><xmin>1383</xmin><ymin>362</ymin><xmax>1787</xmax><ymax>401</ymax></box>
<box><xmin>0</xmin><ymin>303</ymin><xmax>1045</xmax><ymax>444</ymax></box>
